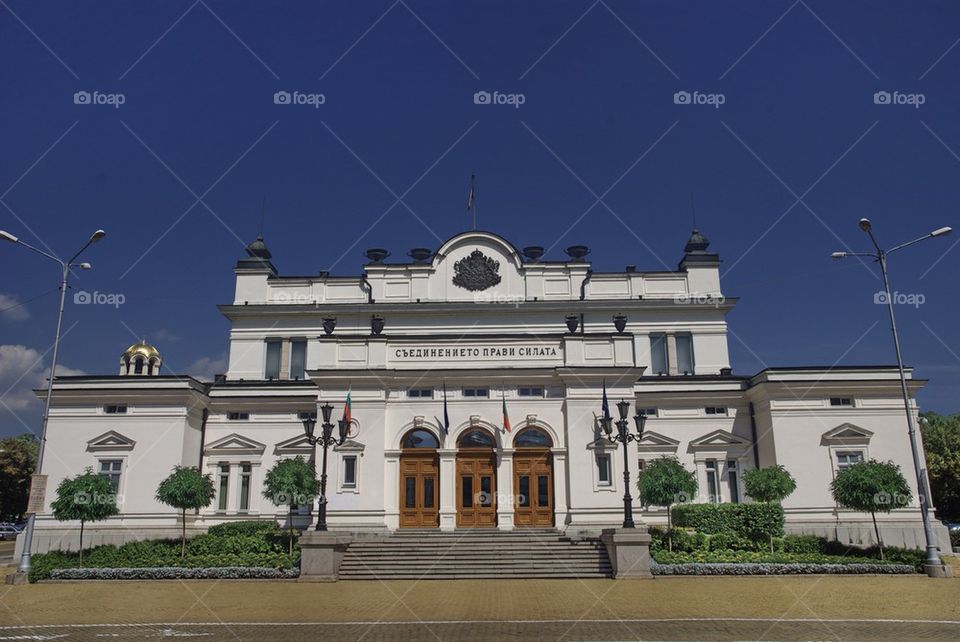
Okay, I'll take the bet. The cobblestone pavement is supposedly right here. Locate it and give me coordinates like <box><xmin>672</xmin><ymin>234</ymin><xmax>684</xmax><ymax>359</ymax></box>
<box><xmin>1</xmin><ymin>574</ymin><xmax>959</xmax><ymax>640</ymax></box>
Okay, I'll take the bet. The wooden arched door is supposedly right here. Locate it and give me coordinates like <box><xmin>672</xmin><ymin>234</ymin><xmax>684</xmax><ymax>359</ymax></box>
<box><xmin>399</xmin><ymin>429</ymin><xmax>439</xmax><ymax>528</ymax></box>
<box><xmin>456</xmin><ymin>428</ymin><xmax>497</xmax><ymax>528</ymax></box>
<box><xmin>513</xmin><ymin>427</ymin><xmax>554</xmax><ymax>527</ymax></box>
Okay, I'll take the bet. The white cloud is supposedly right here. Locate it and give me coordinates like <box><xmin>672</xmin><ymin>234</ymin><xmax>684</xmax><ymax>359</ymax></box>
<box><xmin>0</xmin><ymin>294</ymin><xmax>30</xmax><ymax>321</ymax></box>
<box><xmin>186</xmin><ymin>353</ymin><xmax>228</xmax><ymax>381</ymax></box>
<box><xmin>0</xmin><ymin>345</ymin><xmax>85</xmax><ymax>411</ymax></box>
<box><xmin>151</xmin><ymin>328</ymin><xmax>181</xmax><ymax>343</ymax></box>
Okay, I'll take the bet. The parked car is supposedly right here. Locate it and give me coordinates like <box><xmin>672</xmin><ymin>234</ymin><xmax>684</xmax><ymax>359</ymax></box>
<box><xmin>0</xmin><ymin>526</ymin><xmax>20</xmax><ymax>541</ymax></box>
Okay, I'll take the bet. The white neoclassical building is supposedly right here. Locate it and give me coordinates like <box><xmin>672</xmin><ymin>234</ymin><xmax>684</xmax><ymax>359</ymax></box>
<box><xmin>20</xmin><ymin>229</ymin><xmax>951</xmax><ymax>555</ymax></box>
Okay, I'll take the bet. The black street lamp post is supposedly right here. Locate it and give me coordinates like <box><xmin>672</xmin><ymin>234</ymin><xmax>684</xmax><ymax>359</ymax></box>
<box><xmin>601</xmin><ymin>399</ymin><xmax>647</xmax><ymax>529</ymax></box>
<box><xmin>302</xmin><ymin>402</ymin><xmax>348</xmax><ymax>531</ymax></box>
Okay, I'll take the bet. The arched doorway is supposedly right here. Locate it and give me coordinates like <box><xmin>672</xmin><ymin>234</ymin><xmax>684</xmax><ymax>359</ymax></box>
<box><xmin>399</xmin><ymin>429</ymin><xmax>439</xmax><ymax>528</ymax></box>
<box><xmin>513</xmin><ymin>427</ymin><xmax>554</xmax><ymax>527</ymax></box>
<box><xmin>456</xmin><ymin>428</ymin><xmax>497</xmax><ymax>528</ymax></box>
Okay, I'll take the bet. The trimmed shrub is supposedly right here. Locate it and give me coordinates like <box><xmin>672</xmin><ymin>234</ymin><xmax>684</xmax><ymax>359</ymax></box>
<box><xmin>707</xmin><ymin>532</ymin><xmax>756</xmax><ymax>552</ymax></box>
<box><xmin>673</xmin><ymin>503</ymin><xmax>785</xmax><ymax>543</ymax></box>
<box><xmin>782</xmin><ymin>534</ymin><xmax>827</xmax><ymax>554</ymax></box>
<box><xmin>653</xmin><ymin>549</ymin><xmax>905</xmax><ymax>566</ymax></box>
<box><xmin>206</xmin><ymin>520</ymin><xmax>279</xmax><ymax>537</ymax></box>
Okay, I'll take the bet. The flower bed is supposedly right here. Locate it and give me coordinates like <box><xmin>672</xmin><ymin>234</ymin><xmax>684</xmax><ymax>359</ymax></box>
<box><xmin>652</xmin><ymin>562</ymin><xmax>916</xmax><ymax>576</ymax></box>
<box><xmin>29</xmin><ymin>520</ymin><xmax>299</xmax><ymax>583</ymax></box>
<box><xmin>49</xmin><ymin>566</ymin><xmax>299</xmax><ymax>580</ymax></box>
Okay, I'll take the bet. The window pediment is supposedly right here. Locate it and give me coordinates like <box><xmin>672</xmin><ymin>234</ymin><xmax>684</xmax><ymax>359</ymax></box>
<box><xmin>636</xmin><ymin>430</ymin><xmax>680</xmax><ymax>453</ymax></box>
<box><xmin>273</xmin><ymin>434</ymin><xmax>315</xmax><ymax>456</ymax></box>
<box><xmin>822</xmin><ymin>423</ymin><xmax>873</xmax><ymax>446</ymax></box>
<box><xmin>689</xmin><ymin>429</ymin><xmax>752</xmax><ymax>449</ymax></box>
<box><xmin>204</xmin><ymin>433</ymin><xmax>266</xmax><ymax>456</ymax></box>
<box><xmin>87</xmin><ymin>430</ymin><xmax>136</xmax><ymax>452</ymax></box>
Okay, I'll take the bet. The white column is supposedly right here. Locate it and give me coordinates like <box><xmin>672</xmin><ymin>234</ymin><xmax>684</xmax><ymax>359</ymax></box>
<box><xmin>552</xmin><ymin>449</ymin><xmax>569</xmax><ymax>530</ymax></box>
<box><xmin>438</xmin><ymin>449</ymin><xmax>457</xmax><ymax>531</ymax></box>
<box><xmin>383</xmin><ymin>450</ymin><xmax>401</xmax><ymax>530</ymax></box>
<box><xmin>496</xmin><ymin>449</ymin><xmax>515</xmax><ymax>531</ymax></box>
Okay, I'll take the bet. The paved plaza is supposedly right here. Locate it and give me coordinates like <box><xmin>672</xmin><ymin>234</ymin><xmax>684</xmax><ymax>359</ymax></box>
<box><xmin>2</xmin><ymin>570</ymin><xmax>959</xmax><ymax>640</ymax></box>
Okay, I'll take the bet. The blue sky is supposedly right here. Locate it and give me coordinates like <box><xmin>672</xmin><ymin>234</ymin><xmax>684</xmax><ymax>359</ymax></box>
<box><xmin>2</xmin><ymin>0</ymin><xmax>959</xmax><ymax>437</ymax></box>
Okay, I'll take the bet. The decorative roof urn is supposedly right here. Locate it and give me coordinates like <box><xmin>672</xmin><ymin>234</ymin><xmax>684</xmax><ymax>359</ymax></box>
<box><xmin>613</xmin><ymin>314</ymin><xmax>627</xmax><ymax>334</ymax></box>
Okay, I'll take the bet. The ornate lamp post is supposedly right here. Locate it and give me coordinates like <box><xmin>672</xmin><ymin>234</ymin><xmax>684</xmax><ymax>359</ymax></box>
<box><xmin>601</xmin><ymin>399</ymin><xmax>646</xmax><ymax>528</ymax></box>
<box><xmin>301</xmin><ymin>402</ymin><xmax>348</xmax><ymax>531</ymax></box>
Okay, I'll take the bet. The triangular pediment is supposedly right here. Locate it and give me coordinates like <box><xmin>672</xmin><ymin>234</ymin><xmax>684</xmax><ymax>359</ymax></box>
<box><xmin>822</xmin><ymin>423</ymin><xmax>873</xmax><ymax>444</ymax></box>
<box><xmin>636</xmin><ymin>431</ymin><xmax>681</xmax><ymax>452</ymax></box>
<box><xmin>87</xmin><ymin>430</ymin><xmax>136</xmax><ymax>452</ymax></box>
<box><xmin>334</xmin><ymin>438</ymin><xmax>365</xmax><ymax>452</ymax></box>
<box><xmin>204</xmin><ymin>433</ymin><xmax>266</xmax><ymax>455</ymax></box>
<box><xmin>274</xmin><ymin>434</ymin><xmax>315</xmax><ymax>455</ymax></box>
<box><xmin>689</xmin><ymin>429</ymin><xmax>752</xmax><ymax>449</ymax></box>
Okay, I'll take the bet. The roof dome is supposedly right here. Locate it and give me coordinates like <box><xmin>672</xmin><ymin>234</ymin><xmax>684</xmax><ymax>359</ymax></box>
<box><xmin>245</xmin><ymin>234</ymin><xmax>272</xmax><ymax>259</ymax></box>
<box><xmin>121</xmin><ymin>339</ymin><xmax>161</xmax><ymax>362</ymax></box>
<box><xmin>684</xmin><ymin>228</ymin><xmax>710</xmax><ymax>253</ymax></box>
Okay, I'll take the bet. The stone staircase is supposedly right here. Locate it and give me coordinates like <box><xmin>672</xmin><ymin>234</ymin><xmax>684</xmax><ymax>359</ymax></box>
<box><xmin>339</xmin><ymin>529</ymin><xmax>612</xmax><ymax>580</ymax></box>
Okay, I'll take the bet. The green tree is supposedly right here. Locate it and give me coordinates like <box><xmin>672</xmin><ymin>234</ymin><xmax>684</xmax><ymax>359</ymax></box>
<box><xmin>156</xmin><ymin>466</ymin><xmax>216</xmax><ymax>558</ymax></box>
<box><xmin>49</xmin><ymin>469</ymin><xmax>119</xmax><ymax>566</ymax></box>
<box><xmin>831</xmin><ymin>459</ymin><xmax>911</xmax><ymax>559</ymax></box>
<box><xmin>744</xmin><ymin>464</ymin><xmax>797</xmax><ymax>552</ymax></box>
<box><xmin>637</xmin><ymin>457</ymin><xmax>698</xmax><ymax>551</ymax></box>
<box><xmin>920</xmin><ymin>411</ymin><xmax>960</xmax><ymax>522</ymax></box>
<box><xmin>262</xmin><ymin>456</ymin><xmax>318</xmax><ymax>554</ymax></box>
<box><xmin>0</xmin><ymin>434</ymin><xmax>38</xmax><ymax>521</ymax></box>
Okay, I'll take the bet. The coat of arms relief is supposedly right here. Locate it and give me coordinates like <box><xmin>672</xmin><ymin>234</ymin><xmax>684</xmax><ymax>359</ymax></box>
<box><xmin>452</xmin><ymin>249</ymin><xmax>501</xmax><ymax>291</ymax></box>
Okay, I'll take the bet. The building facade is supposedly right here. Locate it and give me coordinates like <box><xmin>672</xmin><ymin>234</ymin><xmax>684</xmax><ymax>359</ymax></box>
<box><xmin>20</xmin><ymin>229</ymin><xmax>951</xmax><ymax>555</ymax></box>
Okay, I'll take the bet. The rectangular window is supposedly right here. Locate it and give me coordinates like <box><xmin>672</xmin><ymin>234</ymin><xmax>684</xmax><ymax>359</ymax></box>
<box><xmin>297</xmin><ymin>411</ymin><xmax>317</xmax><ymax>421</ymax></box>
<box><xmin>727</xmin><ymin>460</ymin><xmax>740</xmax><ymax>503</ymax></box>
<box><xmin>518</xmin><ymin>386</ymin><xmax>544</xmax><ymax>397</ymax></box>
<box><xmin>675</xmin><ymin>333</ymin><xmax>695</xmax><ymax>375</ymax></box>
<box><xmin>650</xmin><ymin>333</ymin><xmax>668</xmax><ymax>375</ymax></box>
<box><xmin>217</xmin><ymin>464</ymin><xmax>230</xmax><ymax>511</ymax></box>
<box><xmin>705</xmin><ymin>407</ymin><xmax>727</xmax><ymax>415</ymax></box>
<box><xmin>423</xmin><ymin>477</ymin><xmax>434</xmax><ymax>508</ymax></box>
<box><xmin>342</xmin><ymin>455</ymin><xmax>357</xmax><ymax>488</ymax></box>
<box><xmin>638</xmin><ymin>407</ymin><xmax>658</xmax><ymax>417</ymax></box>
<box><xmin>239</xmin><ymin>464</ymin><xmax>251</xmax><ymax>511</ymax></box>
<box><xmin>706</xmin><ymin>460</ymin><xmax>720</xmax><ymax>503</ymax></box>
<box><xmin>596</xmin><ymin>454</ymin><xmax>612</xmax><ymax>487</ymax></box>
<box><xmin>537</xmin><ymin>475</ymin><xmax>550</xmax><ymax>507</ymax></box>
<box><xmin>461</xmin><ymin>476</ymin><xmax>473</xmax><ymax>508</ymax></box>
<box><xmin>463</xmin><ymin>387</ymin><xmax>489</xmax><ymax>398</ymax></box>
<box><xmin>104</xmin><ymin>405</ymin><xmax>127</xmax><ymax>414</ymax></box>
<box><xmin>289</xmin><ymin>339</ymin><xmax>307</xmax><ymax>380</ymax></box>
<box><xmin>407</xmin><ymin>388</ymin><xmax>434</xmax><ymax>398</ymax></box>
<box><xmin>518</xmin><ymin>476</ymin><xmax>531</xmax><ymax>506</ymax></box>
<box><xmin>404</xmin><ymin>477</ymin><xmax>416</xmax><ymax>508</ymax></box>
<box><xmin>264</xmin><ymin>340</ymin><xmax>281</xmax><ymax>379</ymax></box>
<box><xmin>830</xmin><ymin>397</ymin><xmax>853</xmax><ymax>407</ymax></box>
<box><xmin>98</xmin><ymin>459</ymin><xmax>122</xmax><ymax>491</ymax></box>
<box><xmin>836</xmin><ymin>451</ymin><xmax>864</xmax><ymax>471</ymax></box>
<box><xmin>227</xmin><ymin>412</ymin><xmax>249</xmax><ymax>421</ymax></box>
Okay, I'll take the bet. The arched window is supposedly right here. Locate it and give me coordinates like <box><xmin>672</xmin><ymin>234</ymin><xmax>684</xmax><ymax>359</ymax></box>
<box><xmin>133</xmin><ymin>357</ymin><xmax>144</xmax><ymax>374</ymax></box>
<box><xmin>457</xmin><ymin>429</ymin><xmax>495</xmax><ymax>448</ymax></box>
<box><xmin>401</xmin><ymin>429</ymin><xmax>439</xmax><ymax>449</ymax></box>
<box><xmin>514</xmin><ymin>427</ymin><xmax>552</xmax><ymax>448</ymax></box>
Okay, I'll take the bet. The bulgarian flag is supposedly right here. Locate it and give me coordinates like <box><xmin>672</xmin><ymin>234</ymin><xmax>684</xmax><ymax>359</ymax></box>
<box><xmin>342</xmin><ymin>389</ymin><xmax>352</xmax><ymax>424</ymax></box>
<box><xmin>502</xmin><ymin>392</ymin><xmax>512</xmax><ymax>432</ymax></box>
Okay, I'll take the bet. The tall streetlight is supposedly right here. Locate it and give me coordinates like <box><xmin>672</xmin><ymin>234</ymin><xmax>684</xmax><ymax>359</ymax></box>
<box><xmin>1</xmin><ymin>229</ymin><xmax>106</xmax><ymax>580</ymax></box>
<box><xmin>301</xmin><ymin>402</ymin><xmax>348</xmax><ymax>531</ymax></box>
<box><xmin>600</xmin><ymin>399</ymin><xmax>646</xmax><ymax>528</ymax></box>
<box><xmin>832</xmin><ymin>218</ymin><xmax>951</xmax><ymax>577</ymax></box>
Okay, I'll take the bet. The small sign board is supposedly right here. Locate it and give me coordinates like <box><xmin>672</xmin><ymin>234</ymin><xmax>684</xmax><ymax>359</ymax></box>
<box><xmin>26</xmin><ymin>474</ymin><xmax>47</xmax><ymax>515</ymax></box>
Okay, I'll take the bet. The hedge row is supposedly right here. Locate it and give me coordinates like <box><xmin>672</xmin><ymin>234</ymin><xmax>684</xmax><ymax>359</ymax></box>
<box><xmin>50</xmin><ymin>566</ymin><xmax>299</xmax><ymax>580</ymax></box>
<box><xmin>672</xmin><ymin>503</ymin><xmax>785</xmax><ymax>541</ymax></box>
<box><xmin>652</xmin><ymin>562</ymin><xmax>916</xmax><ymax>576</ymax></box>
